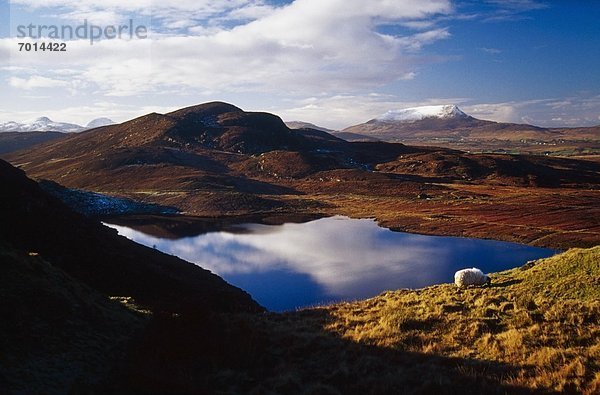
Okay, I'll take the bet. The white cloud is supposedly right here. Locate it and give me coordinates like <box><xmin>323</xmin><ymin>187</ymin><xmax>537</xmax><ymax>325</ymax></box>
<box><xmin>5</xmin><ymin>1</ymin><xmax>597</xmax><ymax>129</ymax></box>
<box><xmin>463</xmin><ymin>102</ymin><xmax>520</xmax><ymax>123</ymax></box>
<box><xmin>9</xmin><ymin>75</ymin><xmax>69</xmax><ymax>89</ymax></box>
<box><xmin>463</xmin><ymin>96</ymin><xmax>600</xmax><ymax>127</ymax></box>
<box><xmin>5</xmin><ymin>0</ymin><xmax>453</xmax><ymax>97</ymax></box>
<box><xmin>480</xmin><ymin>47</ymin><xmax>502</xmax><ymax>54</ymax></box>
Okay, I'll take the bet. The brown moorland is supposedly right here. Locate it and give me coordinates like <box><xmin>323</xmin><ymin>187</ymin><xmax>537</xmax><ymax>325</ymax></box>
<box><xmin>5</xmin><ymin>101</ymin><xmax>599</xmax><ymax>249</ymax></box>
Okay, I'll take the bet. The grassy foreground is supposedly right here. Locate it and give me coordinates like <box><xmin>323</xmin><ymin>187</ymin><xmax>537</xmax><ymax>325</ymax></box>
<box><xmin>318</xmin><ymin>246</ymin><xmax>600</xmax><ymax>393</ymax></box>
<box><xmin>122</xmin><ymin>246</ymin><xmax>599</xmax><ymax>394</ymax></box>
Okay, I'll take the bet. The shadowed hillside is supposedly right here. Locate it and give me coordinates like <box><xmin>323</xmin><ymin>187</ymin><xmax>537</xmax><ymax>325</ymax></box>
<box><xmin>0</xmin><ymin>131</ymin><xmax>65</xmax><ymax>154</ymax></box>
<box><xmin>0</xmin><ymin>243</ymin><xmax>146</xmax><ymax>394</ymax></box>
<box><xmin>0</xmin><ymin>159</ymin><xmax>262</xmax><ymax>314</ymax></box>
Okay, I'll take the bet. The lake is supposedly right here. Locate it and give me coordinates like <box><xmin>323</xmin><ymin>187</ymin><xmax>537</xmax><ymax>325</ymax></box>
<box><xmin>106</xmin><ymin>216</ymin><xmax>557</xmax><ymax>311</ymax></box>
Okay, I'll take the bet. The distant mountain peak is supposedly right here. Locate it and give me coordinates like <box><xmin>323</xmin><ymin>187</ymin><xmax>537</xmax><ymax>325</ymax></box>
<box><xmin>285</xmin><ymin>121</ymin><xmax>335</xmax><ymax>133</ymax></box>
<box><xmin>86</xmin><ymin>118</ymin><xmax>115</xmax><ymax>128</ymax></box>
<box><xmin>1</xmin><ymin>117</ymin><xmax>84</xmax><ymax>133</ymax></box>
<box><xmin>376</xmin><ymin>105</ymin><xmax>468</xmax><ymax>122</ymax></box>
<box><xmin>34</xmin><ymin>116</ymin><xmax>52</xmax><ymax>123</ymax></box>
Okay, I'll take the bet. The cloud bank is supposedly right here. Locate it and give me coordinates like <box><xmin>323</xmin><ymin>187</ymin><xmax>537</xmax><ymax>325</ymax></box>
<box><xmin>4</xmin><ymin>0</ymin><xmax>453</xmax><ymax>96</ymax></box>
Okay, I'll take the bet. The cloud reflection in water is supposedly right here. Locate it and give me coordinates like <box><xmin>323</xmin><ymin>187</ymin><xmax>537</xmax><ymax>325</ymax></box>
<box><xmin>107</xmin><ymin>216</ymin><xmax>555</xmax><ymax>311</ymax></box>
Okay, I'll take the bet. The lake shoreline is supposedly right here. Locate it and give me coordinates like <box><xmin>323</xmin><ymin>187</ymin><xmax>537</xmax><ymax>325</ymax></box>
<box><xmin>106</xmin><ymin>216</ymin><xmax>557</xmax><ymax>312</ymax></box>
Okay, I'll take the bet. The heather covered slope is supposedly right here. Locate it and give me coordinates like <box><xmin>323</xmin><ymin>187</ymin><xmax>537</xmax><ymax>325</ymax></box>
<box><xmin>0</xmin><ymin>131</ymin><xmax>65</xmax><ymax>154</ymax></box>
<box><xmin>0</xmin><ymin>159</ymin><xmax>262</xmax><ymax>314</ymax></box>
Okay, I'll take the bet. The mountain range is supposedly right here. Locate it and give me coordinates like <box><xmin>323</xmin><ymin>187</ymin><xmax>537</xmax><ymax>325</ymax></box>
<box><xmin>0</xmin><ymin>116</ymin><xmax>115</xmax><ymax>133</ymax></box>
<box><xmin>3</xmin><ymin>106</ymin><xmax>597</xmax><ymax>157</ymax></box>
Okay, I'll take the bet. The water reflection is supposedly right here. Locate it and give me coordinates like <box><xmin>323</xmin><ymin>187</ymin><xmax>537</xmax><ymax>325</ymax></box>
<box><xmin>106</xmin><ymin>216</ymin><xmax>556</xmax><ymax>311</ymax></box>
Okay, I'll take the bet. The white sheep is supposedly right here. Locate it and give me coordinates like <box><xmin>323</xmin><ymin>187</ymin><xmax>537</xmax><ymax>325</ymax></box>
<box><xmin>454</xmin><ymin>268</ymin><xmax>491</xmax><ymax>287</ymax></box>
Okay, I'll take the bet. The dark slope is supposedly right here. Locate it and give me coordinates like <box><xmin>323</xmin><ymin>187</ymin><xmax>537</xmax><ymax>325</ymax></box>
<box><xmin>376</xmin><ymin>150</ymin><xmax>600</xmax><ymax>187</ymax></box>
<box><xmin>0</xmin><ymin>131</ymin><xmax>65</xmax><ymax>154</ymax></box>
<box><xmin>0</xmin><ymin>243</ymin><xmax>145</xmax><ymax>394</ymax></box>
<box><xmin>0</xmin><ymin>159</ymin><xmax>262</xmax><ymax>314</ymax></box>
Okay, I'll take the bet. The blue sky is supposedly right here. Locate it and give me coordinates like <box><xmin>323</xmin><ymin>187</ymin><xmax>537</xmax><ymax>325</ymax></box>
<box><xmin>0</xmin><ymin>0</ymin><xmax>598</xmax><ymax>128</ymax></box>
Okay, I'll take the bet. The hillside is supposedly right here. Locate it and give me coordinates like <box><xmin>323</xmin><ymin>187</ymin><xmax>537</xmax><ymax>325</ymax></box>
<box><xmin>0</xmin><ymin>131</ymin><xmax>66</xmax><ymax>154</ymax></box>
<box><xmin>0</xmin><ymin>159</ymin><xmax>261</xmax><ymax>314</ymax></box>
<box><xmin>5</xmin><ymin>102</ymin><xmax>600</xmax><ymax>249</ymax></box>
<box><xmin>0</xmin><ymin>243</ymin><xmax>146</xmax><ymax>394</ymax></box>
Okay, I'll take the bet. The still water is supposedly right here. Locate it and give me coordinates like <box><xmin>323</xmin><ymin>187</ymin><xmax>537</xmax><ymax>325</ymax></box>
<box><xmin>107</xmin><ymin>216</ymin><xmax>556</xmax><ymax>311</ymax></box>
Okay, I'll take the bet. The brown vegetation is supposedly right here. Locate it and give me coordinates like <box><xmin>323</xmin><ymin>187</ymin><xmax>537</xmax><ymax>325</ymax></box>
<box><xmin>3</xmin><ymin>102</ymin><xmax>599</xmax><ymax>250</ymax></box>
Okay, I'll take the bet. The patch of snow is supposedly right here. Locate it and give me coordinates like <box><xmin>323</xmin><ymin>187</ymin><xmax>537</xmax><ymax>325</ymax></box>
<box><xmin>40</xmin><ymin>181</ymin><xmax>179</xmax><ymax>216</ymax></box>
<box><xmin>377</xmin><ymin>105</ymin><xmax>468</xmax><ymax>122</ymax></box>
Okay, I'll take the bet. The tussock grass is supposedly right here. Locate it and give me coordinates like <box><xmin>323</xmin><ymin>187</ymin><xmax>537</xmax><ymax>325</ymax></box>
<box><xmin>318</xmin><ymin>246</ymin><xmax>600</xmax><ymax>393</ymax></box>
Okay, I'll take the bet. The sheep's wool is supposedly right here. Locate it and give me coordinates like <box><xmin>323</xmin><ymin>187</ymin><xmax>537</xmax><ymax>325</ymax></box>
<box><xmin>454</xmin><ymin>268</ymin><xmax>488</xmax><ymax>287</ymax></box>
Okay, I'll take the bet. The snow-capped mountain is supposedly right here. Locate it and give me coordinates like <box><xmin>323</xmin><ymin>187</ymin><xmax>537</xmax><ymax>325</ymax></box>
<box><xmin>0</xmin><ymin>117</ymin><xmax>116</xmax><ymax>133</ymax></box>
<box><xmin>86</xmin><ymin>118</ymin><xmax>115</xmax><ymax>128</ymax></box>
<box><xmin>0</xmin><ymin>117</ymin><xmax>84</xmax><ymax>133</ymax></box>
<box><xmin>340</xmin><ymin>104</ymin><xmax>550</xmax><ymax>143</ymax></box>
<box><xmin>376</xmin><ymin>105</ymin><xmax>469</xmax><ymax>122</ymax></box>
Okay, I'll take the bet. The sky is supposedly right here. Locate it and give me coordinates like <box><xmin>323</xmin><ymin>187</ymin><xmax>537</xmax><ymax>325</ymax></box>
<box><xmin>0</xmin><ymin>0</ymin><xmax>598</xmax><ymax>129</ymax></box>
